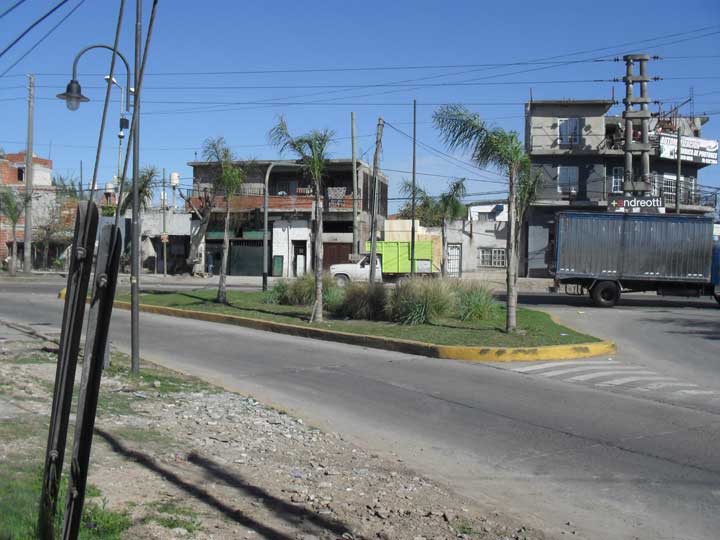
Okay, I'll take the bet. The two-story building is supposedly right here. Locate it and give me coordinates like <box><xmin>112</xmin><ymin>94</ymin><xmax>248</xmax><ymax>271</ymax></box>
<box><xmin>523</xmin><ymin>99</ymin><xmax>718</xmax><ymax>277</ymax></box>
<box><xmin>0</xmin><ymin>150</ymin><xmax>58</xmax><ymax>268</ymax></box>
<box><xmin>187</xmin><ymin>158</ymin><xmax>388</xmax><ymax>277</ymax></box>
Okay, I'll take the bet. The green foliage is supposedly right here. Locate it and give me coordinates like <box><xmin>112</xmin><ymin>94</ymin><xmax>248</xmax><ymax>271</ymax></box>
<box><xmin>330</xmin><ymin>282</ymin><xmax>387</xmax><ymax>321</ymax></box>
<box><xmin>454</xmin><ymin>281</ymin><xmax>499</xmax><ymax>321</ymax></box>
<box><xmin>387</xmin><ymin>278</ymin><xmax>453</xmax><ymax>325</ymax></box>
<box><xmin>265</xmin><ymin>280</ymin><xmax>290</xmax><ymax>304</ymax></box>
<box><xmin>52</xmin><ymin>174</ymin><xmax>84</xmax><ymax>200</ymax></box>
<box><xmin>0</xmin><ymin>188</ymin><xmax>23</xmax><ymax>226</ymax></box>
<box><xmin>267</xmin><ymin>116</ymin><xmax>334</xmax><ymax>189</ymax></box>
<box><xmin>323</xmin><ymin>284</ymin><xmax>346</xmax><ymax>314</ymax></box>
<box><xmin>0</xmin><ymin>462</ymin><xmax>130</xmax><ymax>540</ymax></box>
<box><xmin>268</xmin><ymin>274</ymin><xmax>340</xmax><ymax>306</ymax></box>
<box><xmin>397</xmin><ymin>178</ymin><xmax>467</xmax><ymax>227</ymax></box>
<box><xmin>119</xmin><ymin>165</ymin><xmax>158</xmax><ymax>215</ymax></box>
<box><xmin>100</xmin><ymin>205</ymin><xmax>116</xmax><ymax>217</ymax></box>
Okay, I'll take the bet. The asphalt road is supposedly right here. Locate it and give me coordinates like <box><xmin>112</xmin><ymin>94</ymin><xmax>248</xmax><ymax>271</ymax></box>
<box><xmin>1</xmin><ymin>278</ymin><xmax>719</xmax><ymax>540</ymax></box>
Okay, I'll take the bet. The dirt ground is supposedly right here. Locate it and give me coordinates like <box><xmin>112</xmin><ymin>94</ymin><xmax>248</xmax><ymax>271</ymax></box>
<box><xmin>0</xmin><ymin>321</ymin><xmax>552</xmax><ymax>540</ymax></box>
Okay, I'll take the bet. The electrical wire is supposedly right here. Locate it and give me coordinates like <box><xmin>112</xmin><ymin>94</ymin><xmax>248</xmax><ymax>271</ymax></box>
<box><xmin>0</xmin><ymin>0</ymin><xmax>70</xmax><ymax>60</ymax></box>
<box><xmin>0</xmin><ymin>0</ymin><xmax>28</xmax><ymax>20</ymax></box>
<box><xmin>384</xmin><ymin>121</ymin><xmax>506</xmax><ymax>181</ymax></box>
<box><xmin>0</xmin><ymin>0</ymin><xmax>86</xmax><ymax>78</ymax></box>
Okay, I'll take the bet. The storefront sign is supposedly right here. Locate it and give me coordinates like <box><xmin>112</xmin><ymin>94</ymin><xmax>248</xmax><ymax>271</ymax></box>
<box><xmin>658</xmin><ymin>134</ymin><xmax>718</xmax><ymax>165</ymax></box>
<box><xmin>608</xmin><ymin>196</ymin><xmax>665</xmax><ymax>214</ymax></box>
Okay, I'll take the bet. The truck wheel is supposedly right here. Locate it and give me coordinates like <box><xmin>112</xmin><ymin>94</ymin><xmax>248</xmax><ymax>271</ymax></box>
<box><xmin>714</xmin><ymin>292</ymin><xmax>720</xmax><ymax>306</ymax></box>
<box><xmin>334</xmin><ymin>274</ymin><xmax>349</xmax><ymax>287</ymax></box>
<box><xmin>591</xmin><ymin>281</ymin><xmax>620</xmax><ymax>308</ymax></box>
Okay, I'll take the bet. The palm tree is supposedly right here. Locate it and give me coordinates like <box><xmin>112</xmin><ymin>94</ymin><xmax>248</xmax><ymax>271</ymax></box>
<box><xmin>434</xmin><ymin>104</ymin><xmax>537</xmax><ymax>332</ymax></box>
<box><xmin>399</xmin><ymin>178</ymin><xmax>466</xmax><ymax>276</ymax></box>
<box><xmin>0</xmin><ymin>188</ymin><xmax>24</xmax><ymax>276</ymax></box>
<box><xmin>269</xmin><ymin>116</ymin><xmax>334</xmax><ymax>322</ymax></box>
<box><xmin>202</xmin><ymin>137</ymin><xmax>246</xmax><ymax>304</ymax></box>
<box><xmin>437</xmin><ymin>179</ymin><xmax>467</xmax><ymax>278</ymax></box>
<box><xmin>118</xmin><ymin>166</ymin><xmax>157</xmax><ymax>215</ymax></box>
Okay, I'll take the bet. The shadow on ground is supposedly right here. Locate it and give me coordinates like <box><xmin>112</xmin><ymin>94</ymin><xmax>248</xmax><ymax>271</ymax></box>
<box><xmin>95</xmin><ymin>428</ymin><xmax>364</xmax><ymax>540</ymax></box>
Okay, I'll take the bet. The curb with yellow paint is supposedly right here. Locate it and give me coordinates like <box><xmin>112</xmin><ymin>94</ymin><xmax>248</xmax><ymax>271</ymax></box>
<box><xmin>58</xmin><ymin>287</ymin><xmax>614</xmax><ymax>362</ymax></box>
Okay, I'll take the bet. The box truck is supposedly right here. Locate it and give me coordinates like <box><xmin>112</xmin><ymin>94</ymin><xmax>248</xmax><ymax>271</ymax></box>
<box><xmin>554</xmin><ymin>212</ymin><xmax>720</xmax><ymax>307</ymax></box>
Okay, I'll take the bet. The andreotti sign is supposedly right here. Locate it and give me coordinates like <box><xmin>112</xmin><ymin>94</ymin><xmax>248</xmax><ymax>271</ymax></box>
<box><xmin>608</xmin><ymin>196</ymin><xmax>665</xmax><ymax>214</ymax></box>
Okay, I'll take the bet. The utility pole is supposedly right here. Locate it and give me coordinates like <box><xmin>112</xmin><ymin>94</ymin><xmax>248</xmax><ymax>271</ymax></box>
<box><xmin>621</xmin><ymin>54</ymin><xmax>652</xmax><ymax>196</ymax></box>
<box><xmin>79</xmin><ymin>160</ymin><xmax>83</xmax><ymax>198</ymax></box>
<box><xmin>368</xmin><ymin>118</ymin><xmax>384</xmax><ymax>284</ymax></box>
<box><xmin>676</xmin><ymin>112</ymin><xmax>682</xmax><ymax>213</ymax></box>
<box><xmin>410</xmin><ymin>99</ymin><xmax>417</xmax><ymax>276</ymax></box>
<box><xmin>351</xmin><ymin>112</ymin><xmax>358</xmax><ymax>256</ymax></box>
<box><xmin>130</xmin><ymin>0</ymin><xmax>141</xmax><ymax>374</ymax></box>
<box><xmin>23</xmin><ymin>74</ymin><xmax>34</xmax><ymax>274</ymax></box>
<box><xmin>162</xmin><ymin>168</ymin><xmax>167</xmax><ymax>276</ymax></box>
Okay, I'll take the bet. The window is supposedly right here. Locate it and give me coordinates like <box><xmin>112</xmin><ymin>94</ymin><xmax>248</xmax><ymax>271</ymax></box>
<box><xmin>557</xmin><ymin>166</ymin><xmax>579</xmax><ymax>194</ymax></box>
<box><xmin>559</xmin><ymin>118</ymin><xmax>580</xmax><ymax>146</ymax></box>
<box><xmin>611</xmin><ymin>167</ymin><xmax>624</xmax><ymax>193</ymax></box>
<box><xmin>478</xmin><ymin>248</ymin><xmax>506</xmax><ymax>268</ymax></box>
<box><xmin>17</xmin><ymin>167</ymin><xmax>24</xmax><ymax>182</ymax></box>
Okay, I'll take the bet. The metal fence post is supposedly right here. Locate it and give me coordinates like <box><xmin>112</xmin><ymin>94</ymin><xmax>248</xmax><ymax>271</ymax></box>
<box><xmin>38</xmin><ymin>202</ymin><xmax>98</xmax><ymax>540</ymax></box>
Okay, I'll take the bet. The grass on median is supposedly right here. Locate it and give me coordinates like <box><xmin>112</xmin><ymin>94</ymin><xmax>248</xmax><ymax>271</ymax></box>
<box><xmin>121</xmin><ymin>288</ymin><xmax>598</xmax><ymax>348</ymax></box>
<box><xmin>0</xmin><ymin>456</ymin><xmax>131</xmax><ymax>540</ymax></box>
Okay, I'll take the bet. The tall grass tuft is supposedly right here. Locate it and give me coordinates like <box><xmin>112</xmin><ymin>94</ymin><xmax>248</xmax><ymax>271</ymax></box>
<box><xmin>387</xmin><ymin>278</ymin><xmax>453</xmax><ymax>325</ymax></box>
<box><xmin>330</xmin><ymin>282</ymin><xmax>387</xmax><ymax>320</ymax></box>
<box><xmin>268</xmin><ymin>273</ymin><xmax>342</xmax><ymax>307</ymax></box>
<box><xmin>454</xmin><ymin>281</ymin><xmax>499</xmax><ymax>321</ymax></box>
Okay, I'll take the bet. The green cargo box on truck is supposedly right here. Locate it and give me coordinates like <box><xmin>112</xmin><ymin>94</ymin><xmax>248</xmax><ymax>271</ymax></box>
<box><xmin>329</xmin><ymin>241</ymin><xmax>437</xmax><ymax>285</ymax></box>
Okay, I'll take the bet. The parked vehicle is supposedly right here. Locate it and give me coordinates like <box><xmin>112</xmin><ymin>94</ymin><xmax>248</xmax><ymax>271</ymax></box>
<box><xmin>330</xmin><ymin>241</ymin><xmax>437</xmax><ymax>285</ymax></box>
<box><xmin>553</xmin><ymin>212</ymin><xmax>720</xmax><ymax>307</ymax></box>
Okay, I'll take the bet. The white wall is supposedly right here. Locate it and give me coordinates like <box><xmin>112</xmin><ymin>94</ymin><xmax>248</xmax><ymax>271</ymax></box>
<box><xmin>140</xmin><ymin>208</ymin><xmax>191</xmax><ymax>236</ymax></box>
<box><xmin>272</xmin><ymin>219</ymin><xmax>311</xmax><ymax>278</ymax></box>
<box><xmin>439</xmin><ymin>219</ymin><xmax>508</xmax><ymax>278</ymax></box>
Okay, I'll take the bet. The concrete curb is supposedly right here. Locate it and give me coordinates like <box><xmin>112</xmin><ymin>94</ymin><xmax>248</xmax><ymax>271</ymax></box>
<box><xmin>94</xmin><ymin>296</ymin><xmax>613</xmax><ymax>363</ymax></box>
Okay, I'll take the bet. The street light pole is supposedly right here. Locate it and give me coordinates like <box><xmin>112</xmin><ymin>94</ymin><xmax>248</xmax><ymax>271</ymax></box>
<box><xmin>23</xmin><ymin>74</ymin><xmax>34</xmax><ymax>274</ymax></box>
<box><xmin>162</xmin><ymin>168</ymin><xmax>167</xmax><ymax>277</ymax></box>
<box><xmin>130</xmin><ymin>0</ymin><xmax>142</xmax><ymax>374</ymax></box>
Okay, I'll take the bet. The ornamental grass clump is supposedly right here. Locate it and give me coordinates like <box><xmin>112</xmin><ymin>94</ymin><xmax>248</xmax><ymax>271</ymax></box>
<box><xmin>455</xmin><ymin>281</ymin><xmax>499</xmax><ymax>321</ymax></box>
<box><xmin>387</xmin><ymin>278</ymin><xmax>453</xmax><ymax>325</ymax></box>
<box><xmin>269</xmin><ymin>273</ymin><xmax>340</xmax><ymax>306</ymax></box>
<box><xmin>331</xmin><ymin>282</ymin><xmax>387</xmax><ymax>321</ymax></box>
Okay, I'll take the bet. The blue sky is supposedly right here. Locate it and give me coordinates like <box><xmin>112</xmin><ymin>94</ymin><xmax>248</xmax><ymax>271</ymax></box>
<box><xmin>1</xmin><ymin>0</ymin><xmax>719</xmax><ymax>211</ymax></box>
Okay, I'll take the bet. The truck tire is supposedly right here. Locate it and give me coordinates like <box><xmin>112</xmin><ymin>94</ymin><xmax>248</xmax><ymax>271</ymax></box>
<box><xmin>714</xmin><ymin>292</ymin><xmax>720</xmax><ymax>306</ymax></box>
<box><xmin>334</xmin><ymin>274</ymin><xmax>349</xmax><ymax>287</ymax></box>
<box><xmin>591</xmin><ymin>281</ymin><xmax>620</xmax><ymax>308</ymax></box>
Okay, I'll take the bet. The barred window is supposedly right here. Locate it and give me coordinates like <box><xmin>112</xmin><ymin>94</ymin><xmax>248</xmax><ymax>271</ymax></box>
<box><xmin>478</xmin><ymin>248</ymin><xmax>506</xmax><ymax>268</ymax></box>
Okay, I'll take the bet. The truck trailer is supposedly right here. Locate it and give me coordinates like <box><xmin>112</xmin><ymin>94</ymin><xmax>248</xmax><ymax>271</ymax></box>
<box><xmin>553</xmin><ymin>212</ymin><xmax>720</xmax><ymax>307</ymax></box>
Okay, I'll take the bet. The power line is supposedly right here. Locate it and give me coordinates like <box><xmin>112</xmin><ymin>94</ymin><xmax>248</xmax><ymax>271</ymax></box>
<box><xmin>0</xmin><ymin>0</ymin><xmax>86</xmax><ymax>78</ymax></box>
<box><xmin>0</xmin><ymin>0</ymin><xmax>28</xmax><ymax>19</ymax></box>
<box><xmin>383</xmin><ymin>168</ymin><xmax>507</xmax><ymax>186</ymax></box>
<box><xmin>0</xmin><ymin>0</ymin><xmax>70</xmax><ymax>60</ymax></box>
<box><xmin>384</xmin><ymin>121</ymin><xmax>506</xmax><ymax>181</ymax></box>
<box><xmin>101</xmin><ymin>25</ymin><xmax>720</xmax><ymax>118</ymax></box>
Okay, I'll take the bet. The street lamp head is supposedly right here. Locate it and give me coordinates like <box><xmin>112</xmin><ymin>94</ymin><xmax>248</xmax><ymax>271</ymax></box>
<box><xmin>56</xmin><ymin>79</ymin><xmax>89</xmax><ymax>111</ymax></box>
<box><xmin>170</xmin><ymin>172</ymin><xmax>180</xmax><ymax>188</ymax></box>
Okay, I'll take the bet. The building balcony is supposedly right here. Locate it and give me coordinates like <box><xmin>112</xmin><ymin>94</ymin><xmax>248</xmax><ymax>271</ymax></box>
<box><xmin>186</xmin><ymin>186</ymin><xmax>355</xmax><ymax>214</ymax></box>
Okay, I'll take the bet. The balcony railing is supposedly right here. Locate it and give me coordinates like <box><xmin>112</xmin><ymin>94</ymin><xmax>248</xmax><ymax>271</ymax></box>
<box><xmin>183</xmin><ymin>186</ymin><xmax>355</xmax><ymax>213</ymax></box>
<box><xmin>648</xmin><ymin>174</ymin><xmax>717</xmax><ymax>208</ymax></box>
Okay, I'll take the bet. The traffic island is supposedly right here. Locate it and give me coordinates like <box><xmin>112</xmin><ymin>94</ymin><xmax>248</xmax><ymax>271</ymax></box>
<box><xmin>103</xmin><ymin>290</ymin><xmax>614</xmax><ymax>362</ymax></box>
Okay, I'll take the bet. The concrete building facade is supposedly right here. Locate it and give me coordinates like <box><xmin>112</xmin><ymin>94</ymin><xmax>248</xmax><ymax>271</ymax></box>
<box><xmin>523</xmin><ymin>100</ymin><xmax>718</xmax><ymax>277</ymax></box>
<box><xmin>187</xmin><ymin>159</ymin><xmax>388</xmax><ymax>276</ymax></box>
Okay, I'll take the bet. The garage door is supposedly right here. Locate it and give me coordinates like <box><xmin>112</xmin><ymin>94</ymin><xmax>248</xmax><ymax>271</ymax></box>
<box><xmin>323</xmin><ymin>243</ymin><xmax>352</xmax><ymax>270</ymax></box>
<box><xmin>229</xmin><ymin>240</ymin><xmax>264</xmax><ymax>276</ymax></box>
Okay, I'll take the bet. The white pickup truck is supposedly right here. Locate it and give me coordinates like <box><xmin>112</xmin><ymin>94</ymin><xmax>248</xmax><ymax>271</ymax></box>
<box><xmin>329</xmin><ymin>255</ymin><xmax>382</xmax><ymax>286</ymax></box>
